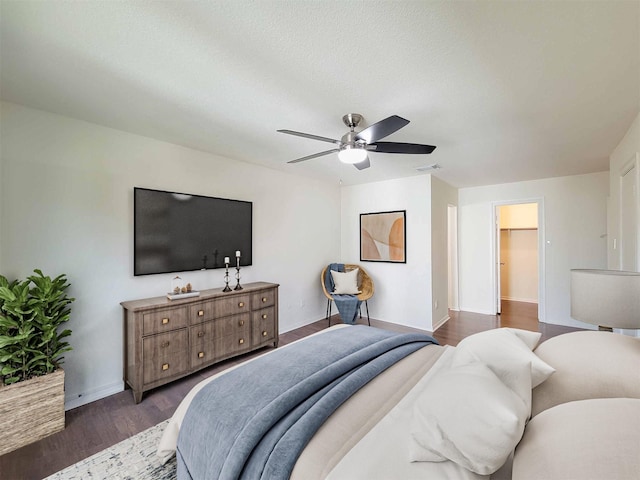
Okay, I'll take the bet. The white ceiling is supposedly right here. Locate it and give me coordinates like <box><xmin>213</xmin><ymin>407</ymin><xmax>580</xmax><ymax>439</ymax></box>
<box><xmin>1</xmin><ymin>1</ymin><xmax>638</xmax><ymax>188</ymax></box>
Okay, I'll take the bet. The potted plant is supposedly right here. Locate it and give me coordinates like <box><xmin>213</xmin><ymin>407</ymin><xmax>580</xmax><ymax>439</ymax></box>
<box><xmin>0</xmin><ymin>269</ymin><xmax>74</xmax><ymax>455</ymax></box>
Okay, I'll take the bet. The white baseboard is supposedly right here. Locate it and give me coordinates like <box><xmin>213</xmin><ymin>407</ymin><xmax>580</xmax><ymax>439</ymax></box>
<box><xmin>64</xmin><ymin>380</ymin><xmax>124</xmax><ymax>411</ymax></box>
<box><xmin>500</xmin><ymin>296</ymin><xmax>538</xmax><ymax>304</ymax></box>
<box><xmin>432</xmin><ymin>314</ymin><xmax>450</xmax><ymax>332</ymax></box>
<box><xmin>458</xmin><ymin>305</ymin><xmax>496</xmax><ymax>316</ymax></box>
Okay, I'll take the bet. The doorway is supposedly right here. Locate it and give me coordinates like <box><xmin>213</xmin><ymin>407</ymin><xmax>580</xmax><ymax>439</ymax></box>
<box><xmin>494</xmin><ymin>201</ymin><xmax>544</xmax><ymax>321</ymax></box>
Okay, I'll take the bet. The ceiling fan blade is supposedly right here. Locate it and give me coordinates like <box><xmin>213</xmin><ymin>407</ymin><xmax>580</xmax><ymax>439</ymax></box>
<box><xmin>353</xmin><ymin>156</ymin><xmax>370</xmax><ymax>170</ymax></box>
<box><xmin>355</xmin><ymin>115</ymin><xmax>410</xmax><ymax>144</ymax></box>
<box><xmin>277</xmin><ymin>129</ymin><xmax>341</xmax><ymax>145</ymax></box>
<box><xmin>368</xmin><ymin>142</ymin><xmax>436</xmax><ymax>154</ymax></box>
<box><xmin>286</xmin><ymin>149</ymin><xmax>340</xmax><ymax>164</ymax></box>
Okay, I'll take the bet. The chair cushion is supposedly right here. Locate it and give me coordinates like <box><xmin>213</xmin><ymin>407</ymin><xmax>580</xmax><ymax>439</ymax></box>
<box><xmin>531</xmin><ymin>330</ymin><xmax>640</xmax><ymax>417</ymax></box>
<box><xmin>513</xmin><ymin>398</ymin><xmax>640</xmax><ymax>480</ymax></box>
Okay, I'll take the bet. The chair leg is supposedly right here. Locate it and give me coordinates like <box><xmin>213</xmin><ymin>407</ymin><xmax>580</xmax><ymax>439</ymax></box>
<box><xmin>365</xmin><ymin>300</ymin><xmax>371</xmax><ymax>326</ymax></box>
<box><xmin>326</xmin><ymin>299</ymin><xmax>332</xmax><ymax>327</ymax></box>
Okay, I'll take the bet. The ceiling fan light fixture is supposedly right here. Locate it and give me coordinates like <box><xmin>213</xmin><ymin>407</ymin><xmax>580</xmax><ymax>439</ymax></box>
<box><xmin>338</xmin><ymin>146</ymin><xmax>367</xmax><ymax>164</ymax></box>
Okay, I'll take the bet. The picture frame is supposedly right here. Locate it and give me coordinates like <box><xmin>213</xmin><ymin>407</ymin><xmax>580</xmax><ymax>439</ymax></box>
<box><xmin>360</xmin><ymin>210</ymin><xmax>406</xmax><ymax>263</ymax></box>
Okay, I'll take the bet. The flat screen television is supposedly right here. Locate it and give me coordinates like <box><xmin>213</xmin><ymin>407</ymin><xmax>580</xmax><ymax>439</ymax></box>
<box><xmin>134</xmin><ymin>187</ymin><xmax>252</xmax><ymax>276</ymax></box>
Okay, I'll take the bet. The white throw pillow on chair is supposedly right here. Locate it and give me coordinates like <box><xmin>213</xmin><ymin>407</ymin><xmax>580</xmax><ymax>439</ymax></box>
<box><xmin>330</xmin><ymin>269</ymin><xmax>361</xmax><ymax>295</ymax></box>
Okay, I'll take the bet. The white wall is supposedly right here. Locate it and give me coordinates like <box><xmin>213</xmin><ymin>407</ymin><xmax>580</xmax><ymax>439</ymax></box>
<box><xmin>459</xmin><ymin>172</ymin><xmax>609</xmax><ymax>328</ymax></box>
<box><xmin>341</xmin><ymin>176</ymin><xmax>433</xmax><ymax>330</ymax></box>
<box><xmin>0</xmin><ymin>146</ymin><xmax>3</xmax><ymax>274</ymax></box>
<box><xmin>0</xmin><ymin>101</ymin><xmax>340</xmax><ymax>408</ymax></box>
<box><xmin>430</xmin><ymin>176</ymin><xmax>457</xmax><ymax>329</ymax></box>
<box><xmin>609</xmin><ymin>112</ymin><xmax>640</xmax><ymax>270</ymax></box>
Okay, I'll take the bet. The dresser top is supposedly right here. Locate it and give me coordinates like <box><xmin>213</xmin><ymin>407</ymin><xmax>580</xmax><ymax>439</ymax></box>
<box><xmin>121</xmin><ymin>281</ymin><xmax>278</xmax><ymax>311</ymax></box>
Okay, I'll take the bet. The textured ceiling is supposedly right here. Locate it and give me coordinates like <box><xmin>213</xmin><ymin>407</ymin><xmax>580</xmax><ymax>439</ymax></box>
<box><xmin>1</xmin><ymin>1</ymin><xmax>639</xmax><ymax>187</ymax></box>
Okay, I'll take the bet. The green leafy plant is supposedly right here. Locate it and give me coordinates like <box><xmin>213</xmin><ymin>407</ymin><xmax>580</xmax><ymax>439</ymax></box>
<box><xmin>0</xmin><ymin>270</ymin><xmax>74</xmax><ymax>385</ymax></box>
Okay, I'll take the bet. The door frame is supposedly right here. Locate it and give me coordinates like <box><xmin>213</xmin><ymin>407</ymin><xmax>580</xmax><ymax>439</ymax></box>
<box><xmin>447</xmin><ymin>204</ymin><xmax>459</xmax><ymax>311</ymax></box>
<box><xmin>619</xmin><ymin>153</ymin><xmax>640</xmax><ymax>271</ymax></box>
<box><xmin>491</xmin><ymin>198</ymin><xmax>546</xmax><ymax>322</ymax></box>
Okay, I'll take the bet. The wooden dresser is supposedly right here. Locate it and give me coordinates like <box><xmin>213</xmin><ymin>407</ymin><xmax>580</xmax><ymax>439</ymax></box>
<box><xmin>121</xmin><ymin>282</ymin><xmax>279</xmax><ymax>403</ymax></box>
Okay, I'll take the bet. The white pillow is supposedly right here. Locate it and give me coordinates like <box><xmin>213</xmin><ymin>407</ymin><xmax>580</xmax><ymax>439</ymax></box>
<box><xmin>454</xmin><ymin>328</ymin><xmax>554</xmax><ymax>388</ymax></box>
<box><xmin>410</xmin><ymin>360</ymin><xmax>529</xmax><ymax>475</ymax></box>
<box><xmin>504</xmin><ymin>327</ymin><xmax>543</xmax><ymax>350</ymax></box>
<box><xmin>330</xmin><ymin>268</ymin><xmax>361</xmax><ymax>295</ymax></box>
<box><xmin>452</xmin><ymin>347</ymin><xmax>532</xmax><ymax>414</ymax></box>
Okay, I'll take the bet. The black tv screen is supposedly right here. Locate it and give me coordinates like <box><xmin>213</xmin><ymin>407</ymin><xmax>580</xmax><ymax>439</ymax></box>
<box><xmin>134</xmin><ymin>187</ymin><xmax>252</xmax><ymax>275</ymax></box>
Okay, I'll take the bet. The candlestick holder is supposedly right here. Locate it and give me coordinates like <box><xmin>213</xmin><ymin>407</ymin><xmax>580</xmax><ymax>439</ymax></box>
<box><xmin>222</xmin><ymin>263</ymin><xmax>232</xmax><ymax>292</ymax></box>
<box><xmin>234</xmin><ymin>257</ymin><xmax>243</xmax><ymax>290</ymax></box>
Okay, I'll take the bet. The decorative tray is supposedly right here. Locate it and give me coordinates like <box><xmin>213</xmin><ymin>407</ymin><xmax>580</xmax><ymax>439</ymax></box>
<box><xmin>166</xmin><ymin>291</ymin><xmax>200</xmax><ymax>300</ymax></box>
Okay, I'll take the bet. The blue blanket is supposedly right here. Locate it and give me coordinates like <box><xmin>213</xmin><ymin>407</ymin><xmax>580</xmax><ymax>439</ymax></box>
<box><xmin>176</xmin><ymin>325</ymin><xmax>438</xmax><ymax>480</ymax></box>
<box><xmin>325</xmin><ymin>263</ymin><xmax>361</xmax><ymax>324</ymax></box>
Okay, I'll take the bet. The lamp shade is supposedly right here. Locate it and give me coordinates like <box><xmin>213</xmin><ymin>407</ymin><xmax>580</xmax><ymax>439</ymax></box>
<box><xmin>338</xmin><ymin>146</ymin><xmax>367</xmax><ymax>164</ymax></box>
<box><xmin>571</xmin><ymin>269</ymin><xmax>640</xmax><ymax>329</ymax></box>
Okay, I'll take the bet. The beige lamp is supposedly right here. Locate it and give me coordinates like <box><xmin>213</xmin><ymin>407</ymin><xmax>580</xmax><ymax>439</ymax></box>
<box><xmin>571</xmin><ymin>269</ymin><xmax>640</xmax><ymax>331</ymax></box>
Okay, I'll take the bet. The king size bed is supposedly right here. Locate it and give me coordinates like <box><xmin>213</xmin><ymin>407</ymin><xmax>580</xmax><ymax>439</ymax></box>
<box><xmin>157</xmin><ymin>324</ymin><xmax>640</xmax><ymax>480</ymax></box>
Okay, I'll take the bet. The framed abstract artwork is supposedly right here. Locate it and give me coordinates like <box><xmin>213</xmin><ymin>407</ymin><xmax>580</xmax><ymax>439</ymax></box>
<box><xmin>360</xmin><ymin>210</ymin><xmax>406</xmax><ymax>263</ymax></box>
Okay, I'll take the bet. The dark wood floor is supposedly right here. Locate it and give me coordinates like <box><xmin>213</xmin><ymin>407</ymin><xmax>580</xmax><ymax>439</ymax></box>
<box><xmin>0</xmin><ymin>301</ymin><xmax>582</xmax><ymax>480</ymax></box>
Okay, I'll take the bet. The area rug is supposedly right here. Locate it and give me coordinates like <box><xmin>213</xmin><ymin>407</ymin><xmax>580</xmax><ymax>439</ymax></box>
<box><xmin>45</xmin><ymin>420</ymin><xmax>177</xmax><ymax>480</ymax></box>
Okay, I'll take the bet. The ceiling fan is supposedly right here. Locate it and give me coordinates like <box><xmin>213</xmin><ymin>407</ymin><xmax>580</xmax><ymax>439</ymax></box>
<box><xmin>278</xmin><ymin>113</ymin><xmax>436</xmax><ymax>170</ymax></box>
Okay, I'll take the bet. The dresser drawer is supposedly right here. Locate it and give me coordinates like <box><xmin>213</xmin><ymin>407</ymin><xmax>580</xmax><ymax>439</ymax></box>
<box><xmin>190</xmin><ymin>321</ymin><xmax>215</xmax><ymax>346</ymax></box>
<box><xmin>252</xmin><ymin>289</ymin><xmax>276</xmax><ymax>309</ymax></box>
<box><xmin>214</xmin><ymin>313</ymin><xmax>250</xmax><ymax>337</ymax></box>
<box><xmin>214</xmin><ymin>331</ymin><xmax>251</xmax><ymax>359</ymax></box>
<box><xmin>142</xmin><ymin>307</ymin><xmax>188</xmax><ymax>335</ymax></box>
<box><xmin>252</xmin><ymin>307</ymin><xmax>276</xmax><ymax>346</ymax></box>
<box><xmin>213</xmin><ymin>295</ymin><xmax>251</xmax><ymax>318</ymax></box>
<box><xmin>143</xmin><ymin>352</ymin><xmax>188</xmax><ymax>384</ymax></box>
<box><xmin>190</xmin><ymin>344</ymin><xmax>215</xmax><ymax>368</ymax></box>
<box><xmin>142</xmin><ymin>329</ymin><xmax>188</xmax><ymax>384</ymax></box>
<box><xmin>143</xmin><ymin>329</ymin><xmax>188</xmax><ymax>357</ymax></box>
<box><xmin>189</xmin><ymin>301</ymin><xmax>214</xmax><ymax>324</ymax></box>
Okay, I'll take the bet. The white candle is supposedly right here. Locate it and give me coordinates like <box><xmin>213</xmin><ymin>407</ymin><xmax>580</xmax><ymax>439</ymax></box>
<box><xmin>236</xmin><ymin>250</ymin><xmax>241</xmax><ymax>257</ymax></box>
<box><xmin>224</xmin><ymin>257</ymin><xmax>230</xmax><ymax>264</ymax></box>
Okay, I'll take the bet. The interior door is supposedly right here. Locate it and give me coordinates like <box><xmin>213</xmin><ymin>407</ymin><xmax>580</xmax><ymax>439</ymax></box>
<box><xmin>621</xmin><ymin>164</ymin><xmax>638</xmax><ymax>271</ymax></box>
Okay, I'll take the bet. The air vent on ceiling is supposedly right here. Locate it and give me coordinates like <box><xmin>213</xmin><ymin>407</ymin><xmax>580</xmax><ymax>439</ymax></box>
<box><xmin>415</xmin><ymin>163</ymin><xmax>441</xmax><ymax>172</ymax></box>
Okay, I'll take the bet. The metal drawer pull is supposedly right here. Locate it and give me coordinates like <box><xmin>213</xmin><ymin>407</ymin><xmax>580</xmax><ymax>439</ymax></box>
<box><xmin>197</xmin><ymin>331</ymin><xmax>205</xmax><ymax>338</ymax></box>
<box><xmin>161</xmin><ymin>341</ymin><xmax>170</xmax><ymax>348</ymax></box>
<box><xmin>238</xmin><ymin>302</ymin><xmax>244</xmax><ymax>308</ymax></box>
<box><xmin>262</xmin><ymin>314</ymin><xmax>267</xmax><ymax>319</ymax></box>
<box><xmin>262</xmin><ymin>331</ymin><xmax>268</xmax><ymax>337</ymax></box>
<box><xmin>239</xmin><ymin>338</ymin><xmax>244</xmax><ymax>345</ymax></box>
<box><xmin>198</xmin><ymin>310</ymin><xmax>204</xmax><ymax>317</ymax></box>
<box><xmin>162</xmin><ymin>318</ymin><xmax>169</xmax><ymax>325</ymax></box>
<box><xmin>262</xmin><ymin>297</ymin><xmax>267</xmax><ymax>303</ymax></box>
<box><xmin>162</xmin><ymin>363</ymin><xmax>169</xmax><ymax>371</ymax></box>
<box><xmin>198</xmin><ymin>351</ymin><xmax>204</xmax><ymax>358</ymax></box>
<box><xmin>239</xmin><ymin>319</ymin><xmax>244</xmax><ymax>326</ymax></box>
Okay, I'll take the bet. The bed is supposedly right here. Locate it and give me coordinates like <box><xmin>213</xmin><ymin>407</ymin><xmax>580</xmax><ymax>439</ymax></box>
<box><xmin>157</xmin><ymin>324</ymin><xmax>549</xmax><ymax>480</ymax></box>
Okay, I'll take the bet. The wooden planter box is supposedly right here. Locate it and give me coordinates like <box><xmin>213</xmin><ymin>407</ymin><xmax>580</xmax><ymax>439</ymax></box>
<box><xmin>0</xmin><ymin>369</ymin><xmax>65</xmax><ymax>455</ymax></box>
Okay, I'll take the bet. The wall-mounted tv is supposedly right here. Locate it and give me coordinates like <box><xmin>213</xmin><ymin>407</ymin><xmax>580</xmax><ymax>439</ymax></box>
<box><xmin>134</xmin><ymin>187</ymin><xmax>252</xmax><ymax>276</ymax></box>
